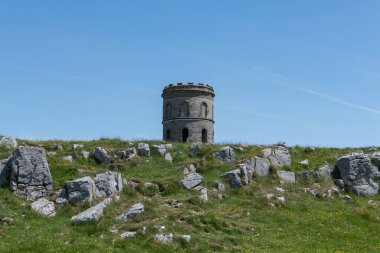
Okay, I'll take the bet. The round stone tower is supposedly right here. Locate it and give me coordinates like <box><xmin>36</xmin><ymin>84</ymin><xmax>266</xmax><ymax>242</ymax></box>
<box><xmin>162</xmin><ymin>82</ymin><xmax>215</xmax><ymax>143</ymax></box>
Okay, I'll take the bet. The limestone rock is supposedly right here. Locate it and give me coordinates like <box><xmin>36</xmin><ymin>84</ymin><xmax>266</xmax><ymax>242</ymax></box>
<box><xmin>71</xmin><ymin>198</ymin><xmax>112</xmax><ymax>223</ymax></box>
<box><xmin>371</xmin><ymin>152</ymin><xmax>380</xmax><ymax>168</ymax></box>
<box><xmin>93</xmin><ymin>147</ymin><xmax>110</xmax><ymax>163</ymax></box>
<box><xmin>298</xmin><ymin>170</ymin><xmax>320</xmax><ymax>180</ymax></box>
<box><xmin>121</xmin><ymin>231</ymin><xmax>136</xmax><ymax>239</ymax></box>
<box><xmin>277</xmin><ymin>171</ymin><xmax>296</xmax><ymax>184</ymax></box>
<box><xmin>63</xmin><ymin>155</ymin><xmax>73</xmax><ymax>163</ymax></box>
<box><xmin>1</xmin><ymin>146</ymin><xmax>53</xmax><ymax>200</ymax></box>
<box><xmin>137</xmin><ymin>143</ymin><xmax>150</xmax><ymax>157</ymax></box>
<box><xmin>164</xmin><ymin>153</ymin><xmax>173</xmax><ymax>163</ymax></box>
<box><xmin>319</xmin><ymin>165</ymin><xmax>334</xmax><ymax>179</ymax></box>
<box><xmin>181</xmin><ymin>173</ymin><xmax>203</xmax><ymax>189</ymax></box>
<box><xmin>151</xmin><ymin>144</ymin><xmax>167</xmax><ymax>156</ymax></box>
<box><xmin>116</xmin><ymin>151</ymin><xmax>127</xmax><ymax>159</ymax></box>
<box><xmin>335</xmin><ymin>153</ymin><xmax>379</xmax><ymax>195</ymax></box>
<box><xmin>117</xmin><ymin>203</ymin><xmax>144</xmax><ymax>221</ymax></box>
<box><xmin>126</xmin><ymin>147</ymin><xmax>137</xmax><ymax>160</ymax></box>
<box><xmin>261</xmin><ymin>148</ymin><xmax>272</xmax><ymax>158</ymax></box>
<box><xmin>189</xmin><ymin>144</ymin><xmax>201</xmax><ymax>152</ymax></box>
<box><xmin>214</xmin><ymin>146</ymin><xmax>235</xmax><ymax>163</ymax></box>
<box><xmin>221</xmin><ymin>169</ymin><xmax>242</xmax><ymax>188</ymax></box>
<box><xmin>193</xmin><ymin>185</ymin><xmax>208</xmax><ymax>202</ymax></box>
<box><xmin>81</xmin><ymin>151</ymin><xmax>90</xmax><ymax>159</ymax></box>
<box><xmin>255</xmin><ymin>157</ymin><xmax>270</xmax><ymax>176</ymax></box>
<box><xmin>51</xmin><ymin>144</ymin><xmax>63</xmax><ymax>151</ymax></box>
<box><xmin>94</xmin><ymin>172</ymin><xmax>123</xmax><ymax>197</ymax></box>
<box><xmin>183</xmin><ymin>164</ymin><xmax>197</xmax><ymax>175</ymax></box>
<box><xmin>55</xmin><ymin>197</ymin><xmax>67</xmax><ymax>207</ymax></box>
<box><xmin>66</xmin><ymin>176</ymin><xmax>96</xmax><ymax>204</ymax></box>
<box><xmin>269</xmin><ymin>145</ymin><xmax>291</xmax><ymax>167</ymax></box>
<box><xmin>299</xmin><ymin>159</ymin><xmax>309</xmax><ymax>165</ymax></box>
<box><xmin>73</xmin><ymin>144</ymin><xmax>84</xmax><ymax>150</ymax></box>
<box><xmin>216</xmin><ymin>182</ymin><xmax>225</xmax><ymax>191</ymax></box>
<box><xmin>154</xmin><ymin>233</ymin><xmax>173</xmax><ymax>244</ymax></box>
<box><xmin>31</xmin><ymin>198</ymin><xmax>56</xmax><ymax>216</ymax></box>
<box><xmin>0</xmin><ymin>136</ymin><xmax>17</xmax><ymax>149</ymax></box>
<box><xmin>175</xmin><ymin>234</ymin><xmax>191</xmax><ymax>242</ymax></box>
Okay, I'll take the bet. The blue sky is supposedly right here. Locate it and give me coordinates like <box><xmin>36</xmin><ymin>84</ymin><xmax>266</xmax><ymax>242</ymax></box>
<box><xmin>1</xmin><ymin>1</ymin><xmax>380</xmax><ymax>147</ymax></box>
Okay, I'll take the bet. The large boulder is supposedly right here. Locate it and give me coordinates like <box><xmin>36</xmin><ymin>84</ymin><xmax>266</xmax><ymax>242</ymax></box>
<box><xmin>221</xmin><ymin>164</ymin><xmax>249</xmax><ymax>188</ymax></box>
<box><xmin>214</xmin><ymin>146</ymin><xmax>236</xmax><ymax>163</ymax></box>
<box><xmin>1</xmin><ymin>146</ymin><xmax>53</xmax><ymax>200</ymax></box>
<box><xmin>268</xmin><ymin>145</ymin><xmax>291</xmax><ymax>167</ymax></box>
<box><xmin>71</xmin><ymin>198</ymin><xmax>112</xmax><ymax>223</ymax></box>
<box><xmin>0</xmin><ymin>136</ymin><xmax>17</xmax><ymax>149</ymax></box>
<box><xmin>66</xmin><ymin>176</ymin><xmax>96</xmax><ymax>204</ymax></box>
<box><xmin>31</xmin><ymin>198</ymin><xmax>56</xmax><ymax>217</ymax></box>
<box><xmin>94</xmin><ymin>172</ymin><xmax>123</xmax><ymax>197</ymax></box>
<box><xmin>93</xmin><ymin>147</ymin><xmax>110</xmax><ymax>163</ymax></box>
<box><xmin>181</xmin><ymin>173</ymin><xmax>203</xmax><ymax>189</ymax></box>
<box><xmin>137</xmin><ymin>143</ymin><xmax>150</xmax><ymax>157</ymax></box>
<box><xmin>117</xmin><ymin>203</ymin><xmax>144</xmax><ymax>221</ymax></box>
<box><xmin>335</xmin><ymin>153</ymin><xmax>379</xmax><ymax>196</ymax></box>
<box><xmin>254</xmin><ymin>157</ymin><xmax>270</xmax><ymax>176</ymax></box>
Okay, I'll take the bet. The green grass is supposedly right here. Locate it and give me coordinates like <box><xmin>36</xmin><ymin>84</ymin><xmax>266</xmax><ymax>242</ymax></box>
<box><xmin>0</xmin><ymin>139</ymin><xmax>379</xmax><ymax>252</ymax></box>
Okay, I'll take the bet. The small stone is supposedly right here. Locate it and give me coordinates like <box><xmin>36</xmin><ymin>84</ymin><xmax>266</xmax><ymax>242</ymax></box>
<box><xmin>189</xmin><ymin>144</ymin><xmax>201</xmax><ymax>152</ymax></box>
<box><xmin>120</xmin><ymin>231</ymin><xmax>137</xmax><ymax>239</ymax></box>
<box><xmin>298</xmin><ymin>170</ymin><xmax>320</xmax><ymax>180</ymax></box>
<box><xmin>117</xmin><ymin>203</ymin><xmax>144</xmax><ymax>221</ymax></box>
<box><xmin>277</xmin><ymin>171</ymin><xmax>296</xmax><ymax>183</ymax></box>
<box><xmin>1</xmin><ymin>217</ymin><xmax>14</xmax><ymax>225</ymax></box>
<box><xmin>93</xmin><ymin>147</ymin><xmax>110</xmax><ymax>163</ymax></box>
<box><xmin>81</xmin><ymin>151</ymin><xmax>90</xmax><ymax>159</ymax></box>
<box><xmin>0</xmin><ymin>136</ymin><xmax>17</xmax><ymax>149</ymax></box>
<box><xmin>151</xmin><ymin>144</ymin><xmax>167</xmax><ymax>156</ymax></box>
<box><xmin>263</xmin><ymin>193</ymin><xmax>274</xmax><ymax>200</ymax></box>
<box><xmin>276</xmin><ymin>196</ymin><xmax>285</xmax><ymax>204</ymax></box>
<box><xmin>63</xmin><ymin>155</ymin><xmax>73</xmax><ymax>163</ymax></box>
<box><xmin>299</xmin><ymin>159</ymin><xmax>309</xmax><ymax>165</ymax></box>
<box><xmin>73</xmin><ymin>144</ymin><xmax>84</xmax><ymax>150</ymax></box>
<box><xmin>55</xmin><ymin>197</ymin><xmax>67</xmax><ymax>207</ymax></box>
<box><xmin>31</xmin><ymin>198</ymin><xmax>56</xmax><ymax>217</ymax></box>
<box><xmin>334</xmin><ymin>179</ymin><xmax>345</xmax><ymax>189</ymax></box>
<box><xmin>275</xmin><ymin>187</ymin><xmax>285</xmax><ymax>193</ymax></box>
<box><xmin>175</xmin><ymin>234</ymin><xmax>191</xmax><ymax>242</ymax></box>
<box><xmin>216</xmin><ymin>182</ymin><xmax>225</xmax><ymax>191</ymax></box>
<box><xmin>51</xmin><ymin>144</ymin><xmax>63</xmax><ymax>150</ymax></box>
<box><xmin>164</xmin><ymin>153</ymin><xmax>173</xmax><ymax>163</ymax></box>
<box><xmin>116</xmin><ymin>151</ymin><xmax>127</xmax><ymax>159</ymax></box>
<box><xmin>181</xmin><ymin>173</ymin><xmax>203</xmax><ymax>189</ymax></box>
<box><xmin>47</xmin><ymin>152</ymin><xmax>57</xmax><ymax>156</ymax></box>
<box><xmin>341</xmin><ymin>195</ymin><xmax>352</xmax><ymax>201</ymax></box>
<box><xmin>154</xmin><ymin>233</ymin><xmax>173</xmax><ymax>244</ymax></box>
<box><xmin>137</xmin><ymin>143</ymin><xmax>150</xmax><ymax>157</ymax></box>
<box><xmin>71</xmin><ymin>198</ymin><xmax>112</xmax><ymax>223</ymax></box>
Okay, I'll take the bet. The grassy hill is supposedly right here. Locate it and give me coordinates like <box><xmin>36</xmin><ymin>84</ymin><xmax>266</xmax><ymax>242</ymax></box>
<box><xmin>0</xmin><ymin>139</ymin><xmax>379</xmax><ymax>252</ymax></box>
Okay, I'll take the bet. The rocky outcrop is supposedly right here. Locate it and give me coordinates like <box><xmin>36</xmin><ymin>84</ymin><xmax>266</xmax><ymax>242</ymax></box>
<box><xmin>335</xmin><ymin>153</ymin><xmax>379</xmax><ymax>196</ymax></box>
<box><xmin>31</xmin><ymin>198</ymin><xmax>56</xmax><ymax>216</ymax></box>
<box><xmin>0</xmin><ymin>146</ymin><xmax>53</xmax><ymax>200</ymax></box>
<box><xmin>71</xmin><ymin>198</ymin><xmax>112</xmax><ymax>223</ymax></box>
<box><xmin>0</xmin><ymin>136</ymin><xmax>17</xmax><ymax>149</ymax></box>
<box><xmin>117</xmin><ymin>203</ymin><xmax>144</xmax><ymax>221</ymax></box>
<box><xmin>154</xmin><ymin>233</ymin><xmax>173</xmax><ymax>244</ymax></box>
<box><xmin>254</xmin><ymin>157</ymin><xmax>271</xmax><ymax>176</ymax></box>
<box><xmin>137</xmin><ymin>143</ymin><xmax>150</xmax><ymax>157</ymax></box>
<box><xmin>93</xmin><ymin>147</ymin><xmax>110</xmax><ymax>163</ymax></box>
<box><xmin>181</xmin><ymin>173</ymin><xmax>203</xmax><ymax>189</ymax></box>
<box><xmin>214</xmin><ymin>146</ymin><xmax>235</xmax><ymax>163</ymax></box>
<box><xmin>277</xmin><ymin>171</ymin><xmax>295</xmax><ymax>183</ymax></box>
<box><xmin>94</xmin><ymin>172</ymin><xmax>123</xmax><ymax>197</ymax></box>
<box><xmin>66</xmin><ymin>176</ymin><xmax>96</xmax><ymax>204</ymax></box>
<box><xmin>266</xmin><ymin>145</ymin><xmax>291</xmax><ymax>167</ymax></box>
<box><xmin>220</xmin><ymin>164</ymin><xmax>250</xmax><ymax>188</ymax></box>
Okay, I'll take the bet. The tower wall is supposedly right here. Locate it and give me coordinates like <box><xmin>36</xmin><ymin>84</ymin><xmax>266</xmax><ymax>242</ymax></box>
<box><xmin>162</xmin><ymin>83</ymin><xmax>215</xmax><ymax>143</ymax></box>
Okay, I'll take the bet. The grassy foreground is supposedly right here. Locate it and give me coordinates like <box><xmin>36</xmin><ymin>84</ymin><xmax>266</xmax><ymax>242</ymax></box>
<box><xmin>0</xmin><ymin>139</ymin><xmax>379</xmax><ymax>253</ymax></box>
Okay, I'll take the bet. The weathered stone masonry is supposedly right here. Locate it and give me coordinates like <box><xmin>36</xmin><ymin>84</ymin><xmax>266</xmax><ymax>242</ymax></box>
<box><xmin>162</xmin><ymin>83</ymin><xmax>215</xmax><ymax>143</ymax></box>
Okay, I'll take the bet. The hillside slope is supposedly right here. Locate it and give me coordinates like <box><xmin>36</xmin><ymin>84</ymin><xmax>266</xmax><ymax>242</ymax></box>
<box><xmin>0</xmin><ymin>139</ymin><xmax>379</xmax><ymax>253</ymax></box>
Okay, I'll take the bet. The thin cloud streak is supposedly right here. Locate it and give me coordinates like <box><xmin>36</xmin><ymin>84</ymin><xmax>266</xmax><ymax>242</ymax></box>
<box><xmin>250</xmin><ymin>66</ymin><xmax>380</xmax><ymax>116</ymax></box>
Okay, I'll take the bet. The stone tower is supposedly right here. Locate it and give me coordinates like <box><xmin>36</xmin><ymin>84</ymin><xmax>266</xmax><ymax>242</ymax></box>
<box><xmin>162</xmin><ymin>82</ymin><xmax>215</xmax><ymax>143</ymax></box>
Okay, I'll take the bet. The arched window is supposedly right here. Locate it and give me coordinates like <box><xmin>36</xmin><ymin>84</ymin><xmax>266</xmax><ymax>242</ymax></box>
<box><xmin>165</xmin><ymin>103</ymin><xmax>172</xmax><ymax>119</ymax></box>
<box><xmin>166</xmin><ymin>130</ymin><xmax>171</xmax><ymax>140</ymax></box>
<box><xmin>182</xmin><ymin>128</ymin><xmax>189</xmax><ymax>143</ymax></box>
<box><xmin>180</xmin><ymin>102</ymin><xmax>189</xmax><ymax>117</ymax></box>
<box><xmin>200</xmin><ymin>102</ymin><xmax>208</xmax><ymax>118</ymax></box>
<box><xmin>202</xmin><ymin>129</ymin><xmax>207</xmax><ymax>143</ymax></box>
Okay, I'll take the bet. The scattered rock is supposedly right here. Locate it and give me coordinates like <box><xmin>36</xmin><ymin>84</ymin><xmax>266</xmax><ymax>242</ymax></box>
<box><xmin>151</xmin><ymin>144</ymin><xmax>167</xmax><ymax>156</ymax></box>
<box><xmin>299</xmin><ymin>159</ymin><xmax>309</xmax><ymax>165</ymax></box>
<box><xmin>216</xmin><ymin>182</ymin><xmax>225</xmax><ymax>191</ymax></box>
<box><xmin>304</xmin><ymin>188</ymin><xmax>319</xmax><ymax>198</ymax></box>
<box><xmin>31</xmin><ymin>198</ymin><xmax>56</xmax><ymax>217</ymax></box>
<box><xmin>275</xmin><ymin>187</ymin><xmax>285</xmax><ymax>193</ymax></box>
<box><xmin>214</xmin><ymin>146</ymin><xmax>236</xmax><ymax>163</ymax></box>
<box><xmin>263</xmin><ymin>193</ymin><xmax>274</xmax><ymax>200</ymax></box>
<box><xmin>117</xmin><ymin>203</ymin><xmax>144</xmax><ymax>221</ymax></box>
<box><xmin>276</xmin><ymin>196</ymin><xmax>286</xmax><ymax>204</ymax></box>
<box><xmin>1</xmin><ymin>146</ymin><xmax>53</xmax><ymax>200</ymax></box>
<box><xmin>183</xmin><ymin>164</ymin><xmax>197</xmax><ymax>175</ymax></box>
<box><xmin>47</xmin><ymin>152</ymin><xmax>57</xmax><ymax>156</ymax></box>
<box><xmin>268</xmin><ymin>145</ymin><xmax>291</xmax><ymax>167</ymax></box>
<box><xmin>73</xmin><ymin>144</ymin><xmax>84</xmax><ymax>150</ymax></box>
<box><xmin>137</xmin><ymin>143</ymin><xmax>150</xmax><ymax>157</ymax></box>
<box><xmin>193</xmin><ymin>185</ymin><xmax>208</xmax><ymax>202</ymax></box>
<box><xmin>341</xmin><ymin>195</ymin><xmax>352</xmax><ymax>201</ymax></box>
<box><xmin>63</xmin><ymin>155</ymin><xmax>73</xmax><ymax>163</ymax></box>
<box><xmin>319</xmin><ymin>165</ymin><xmax>334</xmax><ymax>179</ymax></box>
<box><xmin>94</xmin><ymin>172</ymin><xmax>123</xmax><ymax>197</ymax></box>
<box><xmin>1</xmin><ymin>217</ymin><xmax>14</xmax><ymax>225</ymax></box>
<box><xmin>189</xmin><ymin>144</ymin><xmax>201</xmax><ymax>152</ymax></box>
<box><xmin>298</xmin><ymin>170</ymin><xmax>320</xmax><ymax>180</ymax></box>
<box><xmin>254</xmin><ymin>157</ymin><xmax>270</xmax><ymax>176</ymax></box>
<box><xmin>154</xmin><ymin>233</ymin><xmax>173</xmax><ymax>244</ymax></box>
<box><xmin>181</xmin><ymin>173</ymin><xmax>203</xmax><ymax>189</ymax></box>
<box><xmin>51</xmin><ymin>144</ymin><xmax>63</xmax><ymax>151</ymax></box>
<box><xmin>144</xmin><ymin>182</ymin><xmax>159</xmax><ymax>191</ymax></box>
<box><xmin>0</xmin><ymin>136</ymin><xmax>17</xmax><ymax>149</ymax></box>
<box><xmin>335</xmin><ymin>153</ymin><xmax>379</xmax><ymax>195</ymax></box>
<box><xmin>221</xmin><ymin>168</ymin><xmax>243</xmax><ymax>188</ymax></box>
<box><xmin>55</xmin><ymin>197</ymin><xmax>67</xmax><ymax>207</ymax></box>
<box><xmin>277</xmin><ymin>171</ymin><xmax>296</xmax><ymax>184</ymax></box>
<box><xmin>66</xmin><ymin>176</ymin><xmax>96</xmax><ymax>204</ymax></box>
<box><xmin>164</xmin><ymin>153</ymin><xmax>173</xmax><ymax>163</ymax></box>
<box><xmin>81</xmin><ymin>151</ymin><xmax>90</xmax><ymax>159</ymax></box>
<box><xmin>120</xmin><ymin>231</ymin><xmax>137</xmax><ymax>239</ymax></box>
<box><xmin>175</xmin><ymin>234</ymin><xmax>191</xmax><ymax>242</ymax></box>
<box><xmin>116</xmin><ymin>151</ymin><xmax>127</xmax><ymax>159</ymax></box>
<box><xmin>71</xmin><ymin>198</ymin><xmax>112</xmax><ymax>223</ymax></box>
<box><xmin>126</xmin><ymin>147</ymin><xmax>137</xmax><ymax>160</ymax></box>
<box><xmin>93</xmin><ymin>147</ymin><xmax>110</xmax><ymax>163</ymax></box>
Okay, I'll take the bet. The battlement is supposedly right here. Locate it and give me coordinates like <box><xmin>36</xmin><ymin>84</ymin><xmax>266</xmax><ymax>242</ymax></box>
<box><xmin>163</xmin><ymin>82</ymin><xmax>214</xmax><ymax>94</ymax></box>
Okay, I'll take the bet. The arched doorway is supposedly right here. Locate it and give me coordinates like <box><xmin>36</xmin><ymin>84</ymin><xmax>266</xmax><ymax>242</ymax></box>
<box><xmin>182</xmin><ymin>128</ymin><xmax>189</xmax><ymax>143</ymax></box>
<box><xmin>166</xmin><ymin>130</ymin><xmax>171</xmax><ymax>141</ymax></box>
<box><xmin>202</xmin><ymin>129</ymin><xmax>207</xmax><ymax>143</ymax></box>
